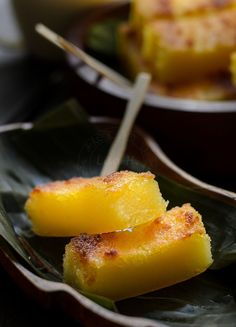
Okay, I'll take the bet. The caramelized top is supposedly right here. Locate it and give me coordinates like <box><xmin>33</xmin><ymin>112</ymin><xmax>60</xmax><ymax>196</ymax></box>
<box><xmin>68</xmin><ymin>204</ymin><xmax>207</xmax><ymax>264</ymax></box>
<box><xmin>119</xmin><ymin>23</ymin><xmax>236</xmax><ymax>99</ymax></box>
<box><xmin>30</xmin><ymin>171</ymin><xmax>155</xmax><ymax>195</ymax></box>
<box><xmin>148</xmin><ymin>7</ymin><xmax>236</xmax><ymax>50</ymax></box>
<box><xmin>133</xmin><ymin>0</ymin><xmax>236</xmax><ymax>18</ymax></box>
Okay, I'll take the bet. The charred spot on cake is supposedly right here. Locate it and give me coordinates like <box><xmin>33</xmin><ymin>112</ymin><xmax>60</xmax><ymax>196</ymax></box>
<box><xmin>32</xmin><ymin>187</ymin><xmax>41</xmax><ymax>194</ymax></box>
<box><xmin>154</xmin><ymin>0</ymin><xmax>172</xmax><ymax>15</ymax></box>
<box><xmin>71</xmin><ymin>234</ymin><xmax>102</xmax><ymax>260</ymax></box>
<box><xmin>195</xmin><ymin>0</ymin><xmax>234</xmax><ymax>11</ymax></box>
<box><xmin>153</xmin><ymin>216</ymin><xmax>171</xmax><ymax>231</ymax></box>
<box><xmin>104</xmin><ymin>249</ymin><xmax>118</xmax><ymax>258</ymax></box>
<box><xmin>184</xmin><ymin>211</ymin><xmax>197</xmax><ymax>225</ymax></box>
<box><xmin>65</xmin><ymin>177</ymin><xmax>84</xmax><ymax>184</ymax></box>
<box><xmin>102</xmin><ymin>171</ymin><xmax>154</xmax><ymax>185</ymax></box>
<box><xmin>141</xmin><ymin>217</ymin><xmax>172</xmax><ymax>241</ymax></box>
<box><xmin>186</xmin><ymin>38</ymin><xmax>194</xmax><ymax>47</ymax></box>
<box><xmin>103</xmin><ymin>231</ymin><xmax>117</xmax><ymax>240</ymax></box>
<box><xmin>65</xmin><ymin>179</ymin><xmax>75</xmax><ymax>184</ymax></box>
<box><xmin>103</xmin><ymin>171</ymin><xmax>127</xmax><ymax>184</ymax></box>
<box><xmin>213</xmin><ymin>0</ymin><xmax>233</xmax><ymax>8</ymax></box>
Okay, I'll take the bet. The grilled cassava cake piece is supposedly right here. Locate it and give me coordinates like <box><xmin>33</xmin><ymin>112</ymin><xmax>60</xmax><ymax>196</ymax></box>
<box><xmin>141</xmin><ymin>7</ymin><xmax>236</xmax><ymax>83</ymax></box>
<box><xmin>119</xmin><ymin>0</ymin><xmax>236</xmax><ymax>94</ymax></box>
<box><xmin>230</xmin><ymin>52</ymin><xmax>236</xmax><ymax>85</ymax></box>
<box><xmin>118</xmin><ymin>24</ymin><xmax>236</xmax><ymax>99</ymax></box>
<box><xmin>64</xmin><ymin>204</ymin><xmax>212</xmax><ymax>300</ymax></box>
<box><xmin>131</xmin><ymin>0</ymin><xmax>236</xmax><ymax>29</ymax></box>
<box><xmin>25</xmin><ymin>171</ymin><xmax>167</xmax><ymax>236</ymax></box>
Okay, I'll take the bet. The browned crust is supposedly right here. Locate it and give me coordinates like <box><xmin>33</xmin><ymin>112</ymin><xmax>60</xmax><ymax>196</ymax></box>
<box><xmin>70</xmin><ymin>234</ymin><xmax>102</xmax><ymax>261</ymax></box>
<box><xmin>184</xmin><ymin>211</ymin><xmax>198</xmax><ymax>225</ymax></box>
<box><xmin>67</xmin><ymin>204</ymin><xmax>206</xmax><ymax>264</ymax></box>
<box><xmin>149</xmin><ymin>7</ymin><xmax>236</xmax><ymax>49</ymax></box>
<box><xmin>102</xmin><ymin>170</ymin><xmax>153</xmax><ymax>183</ymax></box>
<box><xmin>104</xmin><ymin>250</ymin><xmax>118</xmax><ymax>258</ymax></box>
<box><xmin>134</xmin><ymin>0</ymin><xmax>236</xmax><ymax>17</ymax></box>
<box><xmin>153</xmin><ymin>0</ymin><xmax>172</xmax><ymax>15</ymax></box>
<box><xmin>29</xmin><ymin>171</ymin><xmax>155</xmax><ymax>195</ymax></box>
<box><xmin>118</xmin><ymin>22</ymin><xmax>236</xmax><ymax>99</ymax></box>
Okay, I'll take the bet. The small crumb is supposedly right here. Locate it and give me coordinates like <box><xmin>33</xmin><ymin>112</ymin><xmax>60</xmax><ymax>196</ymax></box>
<box><xmin>104</xmin><ymin>249</ymin><xmax>118</xmax><ymax>258</ymax></box>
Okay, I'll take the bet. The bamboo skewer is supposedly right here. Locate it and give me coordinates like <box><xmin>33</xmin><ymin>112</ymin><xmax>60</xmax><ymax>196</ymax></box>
<box><xmin>101</xmin><ymin>72</ymin><xmax>151</xmax><ymax>175</ymax></box>
<box><xmin>36</xmin><ymin>23</ymin><xmax>131</xmax><ymax>88</ymax></box>
<box><xmin>35</xmin><ymin>23</ymin><xmax>150</xmax><ymax>175</ymax></box>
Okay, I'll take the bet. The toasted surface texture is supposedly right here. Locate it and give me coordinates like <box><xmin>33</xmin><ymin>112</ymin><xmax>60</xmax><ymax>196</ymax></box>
<box><xmin>141</xmin><ymin>7</ymin><xmax>236</xmax><ymax>83</ymax></box>
<box><xmin>63</xmin><ymin>204</ymin><xmax>213</xmax><ymax>300</ymax></box>
<box><xmin>118</xmin><ymin>24</ymin><xmax>236</xmax><ymax>99</ymax></box>
<box><xmin>131</xmin><ymin>0</ymin><xmax>236</xmax><ymax>27</ymax></box>
<box><xmin>25</xmin><ymin>171</ymin><xmax>167</xmax><ymax>236</ymax></box>
<box><xmin>121</xmin><ymin>0</ymin><xmax>236</xmax><ymax>90</ymax></box>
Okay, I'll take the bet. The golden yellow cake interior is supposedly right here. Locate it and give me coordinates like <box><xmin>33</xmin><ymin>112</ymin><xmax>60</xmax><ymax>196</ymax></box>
<box><xmin>230</xmin><ymin>52</ymin><xmax>236</xmax><ymax>86</ymax></box>
<box><xmin>63</xmin><ymin>204</ymin><xmax>212</xmax><ymax>300</ymax></box>
<box><xmin>25</xmin><ymin>171</ymin><xmax>167</xmax><ymax>236</ymax></box>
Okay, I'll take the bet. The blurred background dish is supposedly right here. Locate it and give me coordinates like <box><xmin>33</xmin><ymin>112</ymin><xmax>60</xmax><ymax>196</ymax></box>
<box><xmin>66</xmin><ymin>2</ymin><xmax>236</xmax><ymax>191</ymax></box>
<box><xmin>119</xmin><ymin>0</ymin><xmax>236</xmax><ymax>100</ymax></box>
<box><xmin>66</xmin><ymin>1</ymin><xmax>236</xmax><ymax>101</ymax></box>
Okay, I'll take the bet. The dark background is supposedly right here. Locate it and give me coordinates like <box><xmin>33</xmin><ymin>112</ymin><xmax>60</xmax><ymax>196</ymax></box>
<box><xmin>0</xmin><ymin>52</ymin><xmax>83</xmax><ymax>326</ymax></box>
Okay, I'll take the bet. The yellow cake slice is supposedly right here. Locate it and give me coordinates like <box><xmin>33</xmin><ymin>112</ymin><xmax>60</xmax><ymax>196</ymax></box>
<box><xmin>118</xmin><ymin>24</ymin><xmax>151</xmax><ymax>78</ymax></box>
<box><xmin>141</xmin><ymin>7</ymin><xmax>236</xmax><ymax>83</ymax></box>
<box><xmin>131</xmin><ymin>0</ymin><xmax>236</xmax><ymax>31</ymax></box>
<box><xmin>25</xmin><ymin>171</ymin><xmax>167</xmax><ymax>236</ymax></box>
<box><xmin>118</xmin><ymin>24</ymin><xmax>236</xmax><ymax>99</ymax></box>
<box><xmin>230</xmin><ymin>52</ymin><xmax>236</xmax><ymax>86</ymax></box>
<box><xmin>63</xmin><ymin>204</ymin><xmax>213</xmax><ymax>300</ymax></box>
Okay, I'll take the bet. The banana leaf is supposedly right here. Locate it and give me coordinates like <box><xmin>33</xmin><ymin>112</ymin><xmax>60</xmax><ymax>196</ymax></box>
<box><xmin>0</xmin><ymin>99</ymin><xmax>236</xmax><ymax>326</ymax></box>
